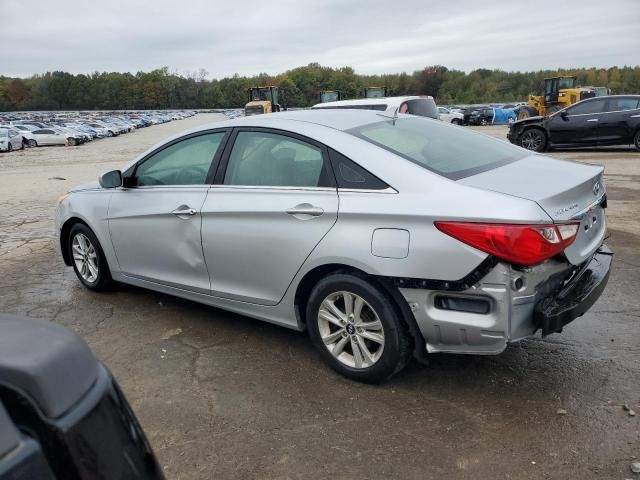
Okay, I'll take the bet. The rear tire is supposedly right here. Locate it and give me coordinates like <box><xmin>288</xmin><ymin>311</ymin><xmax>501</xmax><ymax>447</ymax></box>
<box><xmin>519</xmin><ymin>128</ymin><xmax>547</xmax><ymax>152</ymax></box>
<box><xmin>7</xmin><ymin>143</ymin><xmax>12</xmax><ymax>152</ymax></box>
<box><xmin>306</xmin><ymin>273</ymin><xmax>412</xmax><ymax>383</ymax></box>
<box><xmin>480</xmin><ymin>118</ymin><xmax>488</xmax><ymax>126</ymax></box>
<box><xmin>68</xmin><ymin>224</ymin><xmax>112</xmax><ymax>291</ymax></box>
<box><xmin>68</xmin><ymin>137</ymin><xmax>76</xmax><ymax>146</ymax></box>
<box><xmin>634</xmin><ymin>130</ymin><xmax>640</xmax><ymax>152</ymax></box>
<box><xmin>451</xmin><ymin>118</ymin><xmax>462</xmax><ymax>125</ymax></box>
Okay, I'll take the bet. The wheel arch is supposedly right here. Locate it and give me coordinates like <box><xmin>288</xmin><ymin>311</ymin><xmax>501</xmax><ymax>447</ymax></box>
<box><xmin>59</xmin><ymin>217</ymin><xmax>91</xmax><ymax>266</ymax></box>
<box><xmin>293</xmin><ymin>263</ymin><xmax>426</xmax><ymax>362</ymax></box>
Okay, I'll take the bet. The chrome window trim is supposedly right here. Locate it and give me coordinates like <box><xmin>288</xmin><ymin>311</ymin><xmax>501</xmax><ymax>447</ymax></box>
<box><xmin>566</xmin><ymin>107</ymin><xmax>640</xmax><ymax>117</ymax></box>
<box><xmin>208</xmin><ymin>185</ymin><xmax>337</xmax><ymax>192</ymax></box>
<box><xmin>337</xmin><ymin>187</ymin><xmax>398</xmax><ymax>194</ymax></box>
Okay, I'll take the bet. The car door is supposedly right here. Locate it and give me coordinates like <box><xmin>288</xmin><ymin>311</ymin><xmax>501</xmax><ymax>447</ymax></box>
<box><xmin>597</xmin><ymin>97</ymin><xmax>640</xmax><ymax>143</ymax></box>
<box><xmin>107</xmin><ymin>130</ymin><xmax>228</xmax><ymax>293</ymax></box>
<box><xmin>32</xmin><ymin>129</ymin><xmax>51</xmax><ymax>145</ymax></box>
<box><xmin>548</xmin><ymin>98</ymin><xmax>606</xmax><ymax>145</ymax></box>
<box><xmin>201</xmin><ymin>128</ymin><xmax>339</xmax><ymax>305</ymax></box>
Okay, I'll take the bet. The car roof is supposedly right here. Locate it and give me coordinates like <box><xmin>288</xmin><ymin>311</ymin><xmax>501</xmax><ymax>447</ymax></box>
<box><xmin>208</xmin><ymin>109</ymin><xmax>401</xmax><ymax>132</ymax></box>
<box><xmin>311</xmin><ymin>96</ymin><xmax>433</xmax><ymax>110</ymax></box>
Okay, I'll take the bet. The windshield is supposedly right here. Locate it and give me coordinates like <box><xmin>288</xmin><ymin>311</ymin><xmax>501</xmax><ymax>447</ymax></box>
<box><xmin>347</xmin><ymin>117</ymin><xmax>526</xmax><ymax>180</ymax></box>
<box><xmin>250</xmin><ymin>89</ymin><xmax>273</xmax><ymax>102</ymax></box>
<box><xmin>558</xmin><ymin>77</ymin><xmax>576</xmax><ymax>89</ymax></box>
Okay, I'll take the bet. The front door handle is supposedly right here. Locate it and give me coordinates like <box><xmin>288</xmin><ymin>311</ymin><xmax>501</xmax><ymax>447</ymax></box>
<box><xmin>172</xmin><ymin>206</ymin><xmax>197</xmax><ymax>217</ymax></box>
<box><xmin>587</xmin><ymin>118</ymin><xmax>599</xmax><ymax>122</ymax></box>
<box><xmin>286</xmin><ymin>203</ymin><xmax>324</xmax><ymax>217</ymax></box>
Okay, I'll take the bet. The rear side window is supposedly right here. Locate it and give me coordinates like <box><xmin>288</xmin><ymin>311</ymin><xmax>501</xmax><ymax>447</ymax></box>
<box><xmin>568</xmin><ymin>99</ymin><xmax>606</xmax><ymax>115</ymax></box>
<box><xmin>224</xmin><ymin>131</ymin><xmax>332</xmax><ymax>187</ymax></box>
<box><xmin>404</xmin><ymin>98</ymin><xmax>438</xmax><ymax>119</ymax></box>
<box><xmin>607</xmin><ymin>98</ymin><xmax>639</xmax><ymax>112</ymax></box>
<box><xmin>328</xmin><ymin>149</ymin><xmax>389</xmax><ymax>190</ymax></box>
<box><xmin>347</xmin><ymin>117</ymin><xmax>525</xmax><ymax>180</ymax></box>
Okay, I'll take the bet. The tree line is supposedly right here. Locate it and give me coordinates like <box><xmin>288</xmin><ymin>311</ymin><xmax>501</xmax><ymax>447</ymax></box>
<box><xmin>1</xmin><ymin>64</ymin><xmax>639</xmax><ymax>111</ymax></box>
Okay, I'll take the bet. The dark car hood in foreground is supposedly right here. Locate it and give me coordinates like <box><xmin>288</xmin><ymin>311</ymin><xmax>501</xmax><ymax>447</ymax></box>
<box><xmin>511</xmin><ymin>116</ymin><xmax>545</xmax><ymax>127</ymax></box>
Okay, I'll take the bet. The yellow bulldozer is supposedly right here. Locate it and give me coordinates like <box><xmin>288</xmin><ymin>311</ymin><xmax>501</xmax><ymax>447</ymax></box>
<box><xmin>244</xmin><ymin>86</ymin><xmax>286</xmax><ymax>116</ymax></box>
<box><xmin>518</xmin><ymin>76</ymin><xmax>599</xmax><ymax>119</ymax></box>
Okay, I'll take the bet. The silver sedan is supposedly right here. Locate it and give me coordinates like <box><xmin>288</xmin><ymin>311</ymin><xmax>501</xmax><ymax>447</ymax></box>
<box><xmin>55</xmin><ymin>110</ymin><xmax>612</xmax><ymax>382</ymax></box>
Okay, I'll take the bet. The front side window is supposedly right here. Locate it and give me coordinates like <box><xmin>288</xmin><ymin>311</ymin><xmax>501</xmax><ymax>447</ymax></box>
<box><xmin>224</xmin><ymin>131</ymin><xmax>329</xmax><ymax>188</ymax></box>
<box><xmin>134</xmin><ymin>132</ymin><xmax>225</xmax><ymax>186</ymax></box>
<box><xmin>348</xmin><ymin>117</ymin><xmax>525</xmax><ymax>180</ymax></box>
<box><xmin>568</xmin><ymin>99</ymin><xmax>606</xmax><ymax>115</ymax></box>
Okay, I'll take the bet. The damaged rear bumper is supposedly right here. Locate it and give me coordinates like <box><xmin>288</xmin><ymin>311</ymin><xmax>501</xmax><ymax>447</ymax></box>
<box><xmin>534</xmin><ymin>245</ymin><xmax>613</xmax><ymax>336</ymax></box>
<box><xmin>398</xmin><ymin>245</ymin><xmax>612</xmax><ymax>355</ymax></box>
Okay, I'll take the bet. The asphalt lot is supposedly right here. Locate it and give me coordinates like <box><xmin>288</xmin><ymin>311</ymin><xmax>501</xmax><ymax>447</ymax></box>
<box><xmin>0</xmin><ymin>116</ymin><xmax>639</xmax><ymax>479</ymax></box>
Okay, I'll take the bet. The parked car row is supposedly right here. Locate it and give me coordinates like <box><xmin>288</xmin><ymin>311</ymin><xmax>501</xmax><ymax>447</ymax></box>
<box><xmin>0</xmin><ymin>110</ymin><xmax>197</xmax><ymax>152</ymax></box>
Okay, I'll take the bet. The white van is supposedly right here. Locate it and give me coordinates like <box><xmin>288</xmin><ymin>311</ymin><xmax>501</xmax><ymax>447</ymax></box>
<box><xmin>311</xmin><ymin>95</ymin><xmax>438</xmax><ymax>119</ymax></box>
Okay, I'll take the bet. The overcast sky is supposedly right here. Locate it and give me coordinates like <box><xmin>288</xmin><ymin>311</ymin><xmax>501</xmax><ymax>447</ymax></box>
<box><xmin>2</xmin><ymin>0</ymin><xmax>639</xmax><ymax>78</ymax></box>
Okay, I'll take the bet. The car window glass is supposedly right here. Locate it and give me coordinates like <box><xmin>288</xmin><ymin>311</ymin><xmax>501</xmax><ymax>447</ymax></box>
<box><xmin>568</xmin><ymin>99</ymin><xmax>606</xmax><ymax>115</ymax></box>
<box><xmin>405</xmin><ymin>98</ymin><xmax>439</xmax><ymax>119</ymax></box>
<box><xmin>135</xmin><ymin>132</ymin><xmax>225</xmax><ymax>186</ymax></box>
<box><xmin>348</xmin><ymin>117</ymin><xmax>525</xmax><ymax>180</ymax></box>
<box><xmin>328</xmin><ymin>149</ymin><xmax>389</xmax><ymax>190</ymax></box>
<box><xmin>224</xmin><ymin>131</ymin><xmax>326</xmax><ymax>187</ymax></box>
<box><xmin>224</xmin><ymin>132</ymin><xmax>333</xmax><ymax>187</ymax></box>
<box><xmin>607</xmin><ymin>98</ymin><xmax>639</xmax><ymax>112</ymax></box>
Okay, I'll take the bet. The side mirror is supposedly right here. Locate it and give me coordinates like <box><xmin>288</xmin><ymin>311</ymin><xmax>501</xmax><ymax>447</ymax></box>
<box><xmin>99</xmin><ymin>170</ymin><xmax>122</xmax><ymax>188</ymax></box>
<box><xmin>560</xmin><ymin>110</ymin><xmax>569</xmax><ymax>119</ymax></box>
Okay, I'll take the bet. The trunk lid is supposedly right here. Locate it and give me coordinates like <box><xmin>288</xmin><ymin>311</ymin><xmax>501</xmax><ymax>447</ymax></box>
<box><xmin>459</xmin><ymin>155</ymin><xmax>606</xmax><ymax>265</ymax></box>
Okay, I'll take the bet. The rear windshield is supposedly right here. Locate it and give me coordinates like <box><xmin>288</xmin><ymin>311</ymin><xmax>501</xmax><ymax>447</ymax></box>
<box><xmin>347</xmin><ymin>117</ymin><xmax>526</xmax><ymax>180</ymax></box>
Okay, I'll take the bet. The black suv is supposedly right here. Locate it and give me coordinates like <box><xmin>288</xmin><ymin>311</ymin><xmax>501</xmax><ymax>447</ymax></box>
<box><xmin>508</xmin><ymin>95</ymin><xmax>640</xmax><ymax>152</ymax></box>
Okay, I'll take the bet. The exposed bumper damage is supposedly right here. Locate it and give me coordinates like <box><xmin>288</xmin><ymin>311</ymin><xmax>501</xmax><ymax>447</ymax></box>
<box><xmin>535</xmin><ymin>245</ymin><xmax>613</xmax><ymax>336</ymax></box>
<box><xmin>398</xmin><ymin>245</ymin><xmax>612</xmax><ymax>355</ymax></box>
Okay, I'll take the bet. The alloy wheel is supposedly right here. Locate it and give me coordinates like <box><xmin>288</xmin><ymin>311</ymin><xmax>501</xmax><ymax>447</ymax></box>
<box><xmin>317</xmin><ymin>291</ymin><xmax>385</xmax><ymax>369</ymax></box>
<box><xmin>72</xmin><ymin>233</ymin><xmax>99</xmax><ymax>283</ymax></box>
<box><xmin>520</xmin><ymin>130</ymin><xmax>543</xmax><ymax>151</ymax></box>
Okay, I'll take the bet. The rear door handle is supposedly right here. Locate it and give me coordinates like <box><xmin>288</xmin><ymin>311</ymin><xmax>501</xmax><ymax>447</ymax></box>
<box><xmin>286</xmin><ymin>203</ymin><xmax>324</xmax><ymax>217</ymax></box>
<box><xmin>587</xmin><ymin>118</ymin><xmax>599</xmax><ymax>122</ymax></box>
<box><xmin>172</xmin><ymin>206</ymin><xmax>197</xmax><ymax>216</ymax></box>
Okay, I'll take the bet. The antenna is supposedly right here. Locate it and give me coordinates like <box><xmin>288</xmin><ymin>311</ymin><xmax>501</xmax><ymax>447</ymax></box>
<box><xmin>376</xmin><ymin>106</ymin><xmax>400</xmax><ymax>125</ymax></box>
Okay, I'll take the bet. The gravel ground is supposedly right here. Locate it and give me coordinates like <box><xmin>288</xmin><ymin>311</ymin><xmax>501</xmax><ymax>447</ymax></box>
<box><xmin>1</xmin><ymin>117</ymin><xmax>639</xmax><ymax>479</ymax></box>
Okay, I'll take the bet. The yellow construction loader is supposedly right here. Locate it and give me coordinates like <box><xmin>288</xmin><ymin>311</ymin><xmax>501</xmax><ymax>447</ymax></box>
<box><xmin>244</xmin><ymin>86</ymin><xmax>285</xmax><ymax>116</ymax></box>
<box><xmin>518</xmin><ymin>76</ymin><xmax>601</xmax><ymax>119</ymax></box>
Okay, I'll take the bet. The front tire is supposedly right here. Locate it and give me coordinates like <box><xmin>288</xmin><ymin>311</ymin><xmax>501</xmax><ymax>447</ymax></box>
<box><xmin>7</xmin><ymin>143</ymin><xmax>12</xmax><ymax>152</ymax></box>
<box><xmin>68</xmin><ymin>137</ymin><xmax>77</xmax><ymax>146</ymax></box>
<box><xmin>519</xmin><ymin>128</ymin><xmax>547</xmax><ymax>152</ymax></box>
<box><xmin>68</xmin><ymin>224</ymin><xmax>112</xmax><ymax>291</ymax></box>
<box><xmin>306</xmin><ymin>273</ymin><xmax>411</xmax><ymax>383</ymax></box>
<box><xmin>451</xmin><ymin>118</ymin><xmax>462</xmax><ymax>125</ymax></box>
<box><xmin>28</xmin><ymin>139</ymin><xmax>37</xmax><ymax>147</ymax></box>
<box><xmin>634</xmin><ymin>130</ymin><xmax>640</xmax><ymax>152</ymax></box>
<box><xmin>517</xmin><ymin>106</ymin><xmax>537</xmax><ymax>120</ymax></box>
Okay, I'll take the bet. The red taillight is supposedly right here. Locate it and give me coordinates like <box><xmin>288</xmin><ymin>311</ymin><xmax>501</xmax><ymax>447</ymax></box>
<box><xmin>434</xmin><ymin>222</ymin><xmax>580</xmax><ymax>266</ymax></box>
